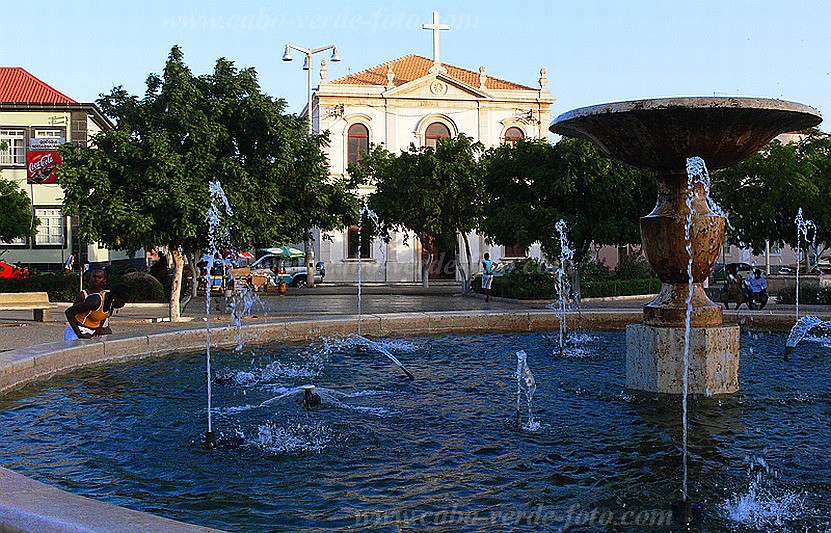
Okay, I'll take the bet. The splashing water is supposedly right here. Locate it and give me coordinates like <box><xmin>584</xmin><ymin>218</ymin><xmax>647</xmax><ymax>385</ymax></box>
<box><xmin>323</xmin><ymin>333</ymin><xmax>414</xmax><ymax>379</ymax></box>
<box><xmin>794</xmin><ymin>208</ymin><xmax>817</xmax><ymax>320</ymax></box>
<box><xmin>204</xmin><ymin>181</ymin><xmax>233</xmax><ymax>443</ymax></box>
<box><xmin>255</xmin><ymin>421</ymin><xmax>335</xmax><ymax>454</ymax></box>
<box><xmin>226</xmin><ymin>283</ymin><xmax>263</xmax><ymax>352</ymax></box>
<box><xmin>721</xmin><ymin>457</ymin><xmax>806</xmax><ymax>529</ymax></box>
<box><xmin>258</xmin><ymin>384</ymin><xmax>389</xmax><ymax>415</ymax></box>
<box><xmin>786</xmin><ymin>315</ymin><xmax>831</xmax><ymax>353</ymax></box>
<box><xmin>516</xmin><ymin>351</ymin><xmax>539</xmax><ymax>431</ymax></box>
<box><xmin>355</xmin><ymin>203</ymin><xmax>390</xmax><ymax>337</ymax></box>
<box><xmin>554</xmin><ymin>219</ymin><xmax>575</xmax><ymax>357</ymax></box>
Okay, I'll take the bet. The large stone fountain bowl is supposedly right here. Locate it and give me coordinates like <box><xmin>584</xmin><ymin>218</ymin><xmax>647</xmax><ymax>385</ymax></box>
<box><xmin>550</xmin><ymin>97</ymin><xmax>822</xmax><ymax>172</ymax></box>
<box><xmin>551</xmin><ymin>97</ymin><xmax>821</xmax><ymax>328</ymax></box>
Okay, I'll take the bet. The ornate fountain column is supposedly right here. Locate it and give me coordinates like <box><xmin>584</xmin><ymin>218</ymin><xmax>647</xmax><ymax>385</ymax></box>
<box><xmin>551</xmin><ymin>97</ymin><xmax>821</xmax><ymax>395</ymax></box>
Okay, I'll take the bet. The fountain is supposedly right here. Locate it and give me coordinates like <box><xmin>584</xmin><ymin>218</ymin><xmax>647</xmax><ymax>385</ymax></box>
<box><xmin>551</xmin><ymin>97</ymin><xmax>822</xmax><ymax>395</ymax></box>
<box><xmin>794</xmin><ymin>208</ymin><xmax>817</xmax><ymax>320</ymax></box>
<box><xmin>515</xmin><ymin>350</ymin><xmax>538</xmax><ymax>430</ymax></box>
<box><xmin>553</xmin><ymin>220</ymin><xmax>575</xmax><ymax>356</ymax></box>
<box><xmin>203</xmin><ymin>180</ymin><xmax>234</xmax><ymax>449</ymax></box>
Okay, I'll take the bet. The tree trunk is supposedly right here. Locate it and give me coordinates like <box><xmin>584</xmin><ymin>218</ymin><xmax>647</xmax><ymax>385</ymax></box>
<box><xmin>178</xmin><ymin>251</ymin><xmax>200</xmax><ymax>313</ymax></box>
<box><xmin>305</xmin><ymin>237</ymin><xmax>315</xmax><ymax>288</ymax></box>
<box><xmin>421</xmin><ymin>242</ymin><xmax>432</xmax><ymax>289</ymax></box>
<box><xmin>169</xmin><ymin>248</ymin><xmax>185</xmax><ymax>322</ymax></box>
<box><xmin>188</xmin><ymin>251</ymin><xmax>201</xmax><ymax>300</ymax></box>
<box><xmin>460</xmin><ymin>234</ymin><xmax>473</xmax><ymax>294</ymax></box>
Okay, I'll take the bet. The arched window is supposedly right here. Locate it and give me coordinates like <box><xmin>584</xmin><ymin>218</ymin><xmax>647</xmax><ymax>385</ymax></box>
<box><xmin>504</xmin><ymin>127</ymin><xmax>525</xmax><ymax>145</ymax></box>
<box><xmin>347</xmin><ymin>123</ymin><xmax>369</xmax><ymax>167</ymax></box>
<box><xmin>347</xmin><ymin>226</ymin><xmax>371</xmax><ymax>259</ymax></box>
<box><xmin>424</xmin><ymin>122</ymin><xmax>451</xmax><ymax>149</ymax></box>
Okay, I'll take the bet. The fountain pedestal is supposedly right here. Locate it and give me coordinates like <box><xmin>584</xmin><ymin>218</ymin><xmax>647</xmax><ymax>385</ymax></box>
<box><xmin>626</xmin><ymin>323</ymin><xmax>739</xmax><ymax>394</ymax></box>
<box><xmin>551</xmin><ymin>97</ymin><xmax>821</xmax><ymax>395</ymax></box>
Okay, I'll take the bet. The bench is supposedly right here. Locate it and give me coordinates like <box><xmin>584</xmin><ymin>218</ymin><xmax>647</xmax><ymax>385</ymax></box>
<box><xmin>0</xmin><ymin>292</ymin><xmax>58</xmax><ymax>322</ymax></box>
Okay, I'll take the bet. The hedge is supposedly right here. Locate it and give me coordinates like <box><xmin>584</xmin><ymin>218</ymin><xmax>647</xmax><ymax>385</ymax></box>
<box><xmin>0</xmin><ymin>273</ymin><xmax>80</xmax><ymax>302</ymax></box>
<box><xmin>775</xmin><ymin>284</ymin><xmax>831</xmax><ymax>305</ymax></box>
<box><xmin>471</xmin><ymin>259</ymin><xmax>661</xmax><ymax>300</ymax></box>
<box><xmin>0</xmin><ymin>271</ymin><xmax>166</xmax><ymax>303</ymax></box>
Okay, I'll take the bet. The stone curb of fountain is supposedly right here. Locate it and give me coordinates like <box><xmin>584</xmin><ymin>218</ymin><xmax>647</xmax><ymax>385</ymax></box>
<box><xmin>0</xmin><ymin>466</ymin><xmax>224</xmax><ymax>533</ymax></box>
<box><xmin>466</xmin><ymin>291</ymin><xmax>657</xmax><ymax>305</ymax></box>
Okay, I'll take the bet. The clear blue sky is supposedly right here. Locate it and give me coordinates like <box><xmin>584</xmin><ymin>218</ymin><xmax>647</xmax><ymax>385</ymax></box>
<box><xmin>4</xmin><ymin>0</ymin><xmax>829</xmax><ymax>130</ymax></box>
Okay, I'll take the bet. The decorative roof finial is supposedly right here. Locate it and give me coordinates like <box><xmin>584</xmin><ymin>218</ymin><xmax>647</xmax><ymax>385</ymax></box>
<box><xmin>539</xmin><ymin>68</ymin><xmax>548</xmax><ymax>90</ymax></box>
<box><xmin>479</xmin><ymin>66</ymin><xmax>487</xmax><ymax>90</ymax></box>
<box><xmin>386</xmin><ymin>64</ymin><xmax>395</xmax><ymax>89</ymax></box>
<box><xmin>320</xmin><ymin>60</ymin><xmax>328</xmax><ymax>83</ymax></box>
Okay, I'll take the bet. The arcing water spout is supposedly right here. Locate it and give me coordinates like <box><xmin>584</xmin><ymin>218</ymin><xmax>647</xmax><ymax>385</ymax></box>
<box><xmin>203</xmin><ymin>180</ymin><xmax>233</xmax><ymax>449</ymax></box>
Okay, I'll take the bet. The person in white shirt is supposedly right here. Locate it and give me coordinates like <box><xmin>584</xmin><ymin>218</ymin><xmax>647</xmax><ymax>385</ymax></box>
<box><xmin>743</xmin><ymin>268</ymin><xmax>768</xmax><ymax>309</ymax></box>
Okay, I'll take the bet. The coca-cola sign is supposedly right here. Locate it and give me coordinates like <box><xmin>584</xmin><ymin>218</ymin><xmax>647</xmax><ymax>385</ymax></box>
<box><xmin>26</xmin><ymin>150</ymin><xmax>62</xmax><ymax>184</ymax></box>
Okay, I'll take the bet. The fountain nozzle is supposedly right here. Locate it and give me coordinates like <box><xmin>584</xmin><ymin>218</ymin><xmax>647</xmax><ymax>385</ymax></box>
<box><xmin>302</xmin><ymin>384</ymin><xmax>322</xmax><ymax>409</ymax></box>
<box><xmin>671</xmin><ymin>497</ymin><xmax>703</xmax><ymax>530</ymax></box>
<box><xmin>204</xmin><ymin>430</ymin><xmax>217</xmax><ymax>450</ymax></box>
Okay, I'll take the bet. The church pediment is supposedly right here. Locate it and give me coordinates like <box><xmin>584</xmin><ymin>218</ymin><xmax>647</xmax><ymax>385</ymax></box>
<box><xmin>383</xmin><ymin>73</ymin><xmax>490</xmax><ymax>100</ymax></box>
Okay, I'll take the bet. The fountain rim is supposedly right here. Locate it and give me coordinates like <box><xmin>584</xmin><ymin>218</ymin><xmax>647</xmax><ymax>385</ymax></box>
<box><xmin>550</xmin><ymin>96</ymin><xmax>822</xmax><ymax>131</ymax></box>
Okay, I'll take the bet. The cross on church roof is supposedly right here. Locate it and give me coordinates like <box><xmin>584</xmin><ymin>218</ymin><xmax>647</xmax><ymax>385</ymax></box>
<box><xmin>422</xmin><ymin>11</ymin><xmax>450</xmax><ymax>74</ymax></box>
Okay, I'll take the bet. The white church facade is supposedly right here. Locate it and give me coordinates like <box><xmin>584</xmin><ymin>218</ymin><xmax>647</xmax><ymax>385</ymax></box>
<box><xmin>309</xmin><ymin>15</ymin><xmax>555</xmax><ymax>283</ymax></box>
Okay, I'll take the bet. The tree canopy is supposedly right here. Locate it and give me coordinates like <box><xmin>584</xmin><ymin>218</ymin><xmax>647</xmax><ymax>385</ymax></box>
<box><xmin>712</xmin><ymin>129</ymin><xmax>831</xmax><ymax>254</ymax></box>
<box><xmin>350</xmin><ymin>135</ymin><xmax>485</xmax><ymax>289</ymax></box>
<box><xmin>58</xmin><ymin>46</ymin><xmax>359</xmax><ymax>318</ymax></box>
<box><xmin>479</xmin><ymin>137</ymin><xmax>655</xmax><ymax>264</ymax></box>
<box><xmin>0</xmin><ymin>178</ymin><xmax>36</xmax><ymax>243</ymax></box>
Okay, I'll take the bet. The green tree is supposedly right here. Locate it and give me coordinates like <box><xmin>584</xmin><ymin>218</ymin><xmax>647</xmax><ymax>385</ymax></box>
<box><xmin>480</xmin><ymin>137</ymin><xmax>654</xmax><ymax>300</ymax></box>
<box><xmin>351</xmin><ymin>136</ymin><xmax>485</xmax><ymax>290</ymax></box>
<box><xmin>480</xmin><ymin>137</ymin><xmax>654</xmax><ymax>266</ymax></box>
<box><xmin>0</xmin><ymin>178</ymin><xmax>37</xmax><ymax>244</ymax></box>
<box><xmin>712</xmin><ymin>130</ymin><xmax>831</xmax><ymax>262</ymax></box>
<box><xmin>59</xmin><ymin>46</ymin><xmax>359</xmax><ymax>320</ymax></box>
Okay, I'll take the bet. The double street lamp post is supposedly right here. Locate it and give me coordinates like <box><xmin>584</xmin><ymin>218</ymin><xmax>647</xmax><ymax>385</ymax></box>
<box><xmin>282</xmin><ymin>43</ymin><xmax>341</xmax><ymax>288</ymax></box>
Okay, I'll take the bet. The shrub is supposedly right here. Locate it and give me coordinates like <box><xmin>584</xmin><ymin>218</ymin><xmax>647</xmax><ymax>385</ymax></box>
<box><xmin>472</xmin><ymin>260</ymin><xmax>661</xmax><ymax>300</ymax></box>
<box><xmin>0</xmin><ymin>270</ymin><xmax>167</xmax><ymax>302</ymax></box>
<box><xmin>472</xmin><ymin>258</ymin><xmax>556</xmax><ymax>299</ymax></box>
<box><xmin>0</xmin><ymin>273</ymin><xmax>80</xmax><ymax>302</ymax></box>
<box><xmin>614</xmin><ymin>254</ymin><xmax>654</xmax><ymax>280</ymax></box>
<box><xmin>581</xmin><ymin>278</ymin><xmax>662</xmax><ymax>298</ymax></box>
<box><xmin>120</xmin><ymin>271</ymin><xmax>166</xmax><ymax>302</ymax></box>
<box><xmin>775</xmin><ymin>284</ymin><xmax>831</xmax><ymax>305</ymax></box>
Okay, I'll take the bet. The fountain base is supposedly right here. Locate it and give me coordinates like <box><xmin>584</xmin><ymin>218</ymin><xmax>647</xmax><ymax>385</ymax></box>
<box><xmin>626</xmin><ymin>323</ymin><xmax>739</xmax><ymax>395</ymax></box>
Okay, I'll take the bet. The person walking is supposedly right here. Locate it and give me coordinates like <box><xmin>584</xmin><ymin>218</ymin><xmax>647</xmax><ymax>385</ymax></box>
<box><xmin>482</xmin><ymin>252</ymin><xmax>497</xmax><ymax>302</ymax></box>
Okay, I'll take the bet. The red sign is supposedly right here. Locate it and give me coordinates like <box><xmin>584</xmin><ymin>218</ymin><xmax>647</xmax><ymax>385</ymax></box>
<box><xmin>26</xmin><ymin>150</ymin><xmax>62</xmax><ymax>184</ymax></box>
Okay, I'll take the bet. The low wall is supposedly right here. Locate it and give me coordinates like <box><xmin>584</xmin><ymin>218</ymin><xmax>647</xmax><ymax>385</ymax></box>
<box><xmin>0</xmin><ymin>309</ymin><xmax>807</xmax><ymax>532</ymax></box>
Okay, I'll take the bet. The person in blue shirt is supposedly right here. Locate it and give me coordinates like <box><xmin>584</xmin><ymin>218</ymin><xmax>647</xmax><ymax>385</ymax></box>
<box><xmin>481</xmin><ymin>252</ymin><xmax>496</xmax><ymax>302</ymax></box>
<box><xmin>742</xmin><ymin>268</ymin><xmax>768</xmax><ymax>309</ymax></box>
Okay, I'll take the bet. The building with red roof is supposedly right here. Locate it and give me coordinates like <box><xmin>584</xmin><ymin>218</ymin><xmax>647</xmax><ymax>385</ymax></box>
<box><xmin>303</xmin><ymin>16</ymin><xmax>554</xmax><ymax>283</ymax></box>
<box><xmin>0</xmin><ymin>67</ymin><xmax>122</xmax><ymax>271</ymax></box>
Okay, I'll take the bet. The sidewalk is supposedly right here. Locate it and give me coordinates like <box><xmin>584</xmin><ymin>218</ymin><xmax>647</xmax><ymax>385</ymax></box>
<box><xmin>1</xmin><ymin>286</ymin><xmax>828</xmax><ymax>353</ymax></box>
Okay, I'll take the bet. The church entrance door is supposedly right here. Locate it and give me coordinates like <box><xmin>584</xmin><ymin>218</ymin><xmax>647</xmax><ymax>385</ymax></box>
<box><xmin>422</xmin><ymin>234</ymin><xmax>456</xmax><ymax>281</ymax></box>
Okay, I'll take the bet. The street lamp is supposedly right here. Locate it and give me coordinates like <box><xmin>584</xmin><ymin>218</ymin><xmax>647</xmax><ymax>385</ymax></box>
<box><xmin>282</xmin><ymin>43</ymin><xmax>340</xmax><ymax>134</ymax></box>
<box><xmin>282</xmin><ymin>43</ymin><xmax>341</xmax><ymax>287</ymax></box>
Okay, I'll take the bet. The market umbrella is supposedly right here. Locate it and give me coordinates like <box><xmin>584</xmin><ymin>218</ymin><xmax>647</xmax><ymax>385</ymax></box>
<box><xmin>259</xmin><ymin>245</ymin><xmax>304</xmax><ymax>258</ymax></box>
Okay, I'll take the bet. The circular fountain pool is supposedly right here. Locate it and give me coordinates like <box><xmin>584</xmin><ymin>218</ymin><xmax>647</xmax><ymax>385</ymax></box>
<box><xmin>0</xmin><ymin>330</ymin><xmax>829</xmax><ymax>532</ymax></box>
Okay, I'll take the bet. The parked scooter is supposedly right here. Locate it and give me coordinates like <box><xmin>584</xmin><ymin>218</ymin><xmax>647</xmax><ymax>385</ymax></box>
<box><xmin>0</xmin><ymin>259</ymin><xmax>28</xmax><ymax>279</ymax></box>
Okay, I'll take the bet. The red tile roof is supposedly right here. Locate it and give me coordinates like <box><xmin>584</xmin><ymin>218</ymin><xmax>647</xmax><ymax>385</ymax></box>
<box><xmin>0</xmin><ymin>67</ymin><xmax>76</xmax><ymax>104</ymax></box>
<box><xmin>331</xmin><ymin>54</ymin><xmax>535</xmax><ymax>91</ymax></box>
